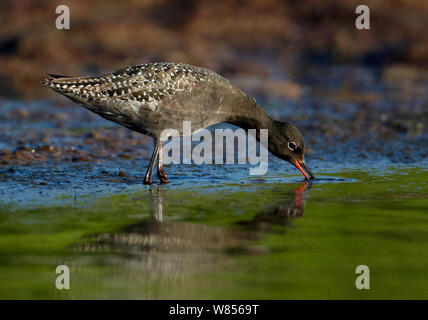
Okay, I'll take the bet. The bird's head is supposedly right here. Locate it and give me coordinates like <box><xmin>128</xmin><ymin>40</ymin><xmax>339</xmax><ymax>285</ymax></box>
<box><xmin>269</xmin><ymin>120</ymin><xmax>315</xmax><ymax>180</ymax></box>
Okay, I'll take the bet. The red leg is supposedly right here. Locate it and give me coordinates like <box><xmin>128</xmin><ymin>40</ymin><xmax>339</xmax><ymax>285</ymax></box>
<box><xmin>156</xmin><ymin>145</ymin><xmax>169</xmax><ymax>184</ymax></box>
<box><xmin>144</xmin><ymin>142</ymin><xmax>159</xmax><ymax>185</ymax></box>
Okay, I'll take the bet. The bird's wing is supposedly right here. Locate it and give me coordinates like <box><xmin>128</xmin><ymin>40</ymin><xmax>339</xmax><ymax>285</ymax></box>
<box><xmin>41</xmin><ymin>63</ymin><xmax>229</xmax><ymax>107</ymax></box>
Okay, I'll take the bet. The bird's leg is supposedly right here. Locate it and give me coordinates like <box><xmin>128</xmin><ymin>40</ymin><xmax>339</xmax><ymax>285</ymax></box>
<box><xmin>144</xmin><ymin>142</ymin><xmax>160</xmax><ymax>185</ymax></box>
<box><xmin>157</xmin><ymin>143</ymin><xmax>169</xmax><ymax>184</ymax></box>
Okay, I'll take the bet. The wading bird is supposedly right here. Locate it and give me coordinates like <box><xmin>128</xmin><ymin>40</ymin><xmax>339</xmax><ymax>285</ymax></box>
<box><xmin>42</xmin><ymin>62</ymin><xmax>314</xmax><ymax>184</ymax></box>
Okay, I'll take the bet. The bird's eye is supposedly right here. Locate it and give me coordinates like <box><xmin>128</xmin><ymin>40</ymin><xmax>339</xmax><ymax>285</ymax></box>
<box><xmin>288</xmin><ymin>141</ymin><xmax>297</xmax><ymax>151</ymax></box>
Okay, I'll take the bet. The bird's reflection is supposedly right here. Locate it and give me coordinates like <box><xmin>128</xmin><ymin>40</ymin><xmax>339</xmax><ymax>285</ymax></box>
<box><xmin>237</xmin><ymin>181</ymin><xmax>310</xmax><ymax>232</ymax></box>
<box><xmin>76</xmin><ymin>182</ymin><xmax>311</xmax><ymax>275</ymax></box>
<box><xmin>148</xmin><ymin>182</ymin><xmax>310</xmax><ymax>225</ymax></box>
<box><xmin>149</xmin><ymin>187</ymin><xmax>163</xmax><ymax>222</ymax></box>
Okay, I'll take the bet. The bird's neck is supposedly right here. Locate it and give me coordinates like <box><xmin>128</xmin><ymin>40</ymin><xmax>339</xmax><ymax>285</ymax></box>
<box><xmin>231</xmin><ymin>111</ymin><xmax>274</xmax><ymax>132</ymax></box>
<box><xmin>227</xmin><ymin>94</ymin><xmax>273</xmax><ymax>130</ymax></box>
<box><xmin>226</xmin><ymin>97</ymin><xmax>277</xmax><ymax>153</ymax></box>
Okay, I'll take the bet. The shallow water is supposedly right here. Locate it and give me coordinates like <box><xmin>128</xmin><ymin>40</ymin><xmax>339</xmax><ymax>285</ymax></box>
<box><xmin>0</xmin><ymin>167</ymin><xmax>427</xmax><ymax>299</ymax></box>
<box><xmin>0</xmin><ymin>65</ymin><xmax>427</xmax><ymax>299</ymax></box>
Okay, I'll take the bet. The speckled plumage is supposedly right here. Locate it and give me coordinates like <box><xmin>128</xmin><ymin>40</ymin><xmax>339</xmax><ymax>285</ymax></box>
<box><xmin>42</xmin><ymin>63</ymin><xmax>254</xmax><ymax>137</ymax></box>
<box><xmin>42</xmin><ymin>62</ymin><xmax>314</xmax><ymax>184</ymax></box>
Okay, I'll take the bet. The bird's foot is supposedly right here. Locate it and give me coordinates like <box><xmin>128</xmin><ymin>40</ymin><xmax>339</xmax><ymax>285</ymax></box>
<box><xmin>159</xmin><ymin>177</ymin><xmax>169</xmax><ymax>184</ymax></box>
<box><xmin>157</xmin><ymin>168</ymin><xmax>169</xmax><ymax>184</ymax></box>
<box><xmin>143</xmin><ymin>177</ymin><xmax>153</xmax><ymax>185</ymax></box>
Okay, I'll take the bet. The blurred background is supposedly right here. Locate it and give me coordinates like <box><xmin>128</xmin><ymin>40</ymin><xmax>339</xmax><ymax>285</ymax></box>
<box><xmin>0</xmin><ymin>0</ymin><xmax>427</xmax><ymax>99</ymax></box>
<box><xmin>0</xmin><ymin>0</ymin><xmax>427</xmax><ymax>170</ymax></box>
<box><xmin>0</xmin><ymin>0</ymin><xmax>427</xmax><ymax>166</ymax></box>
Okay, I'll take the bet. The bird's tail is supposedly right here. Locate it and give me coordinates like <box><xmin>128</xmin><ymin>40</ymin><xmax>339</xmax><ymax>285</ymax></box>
<box><xmin>40</xmin><ymin>73</ymin><xmax>73</xmax><ymax>89</ymax></box>
<box><xmin>40</xmin><ymin>73</ymin><xmax>111</xmax><ymax>101</ymax></box>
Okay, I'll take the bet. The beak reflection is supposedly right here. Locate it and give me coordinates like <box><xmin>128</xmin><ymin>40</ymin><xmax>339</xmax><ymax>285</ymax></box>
<box><xmin>294</xmin><ymin>160</ymin><xmax>315</xmax><ymax>180</ymax></box>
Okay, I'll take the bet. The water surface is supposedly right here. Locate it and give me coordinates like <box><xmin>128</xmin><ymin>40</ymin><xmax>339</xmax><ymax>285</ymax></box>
<box><xmin>0</xmin><ymin>65</ymin><xmax>427</xmax><ymax>299</ymax></box>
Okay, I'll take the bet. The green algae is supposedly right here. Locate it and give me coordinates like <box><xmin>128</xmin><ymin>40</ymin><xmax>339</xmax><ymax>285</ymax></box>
<box><xmin>0</xmin><ymin>168</ymin><xmax>427</xmax><ymax>299</ymax></box>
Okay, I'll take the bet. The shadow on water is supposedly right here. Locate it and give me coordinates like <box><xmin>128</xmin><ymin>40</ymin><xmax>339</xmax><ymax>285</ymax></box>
<box><xmin>73</xmin><ymin>182</ymin><xmax>311</xmax><ymax>281</ymax></box>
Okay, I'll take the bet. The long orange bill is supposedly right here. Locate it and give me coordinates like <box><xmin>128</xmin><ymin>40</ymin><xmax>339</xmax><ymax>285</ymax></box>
<box><xmin>294</xmin><ymin>160</ymin><xmax>315</xmax><ymax>180</ymax></box>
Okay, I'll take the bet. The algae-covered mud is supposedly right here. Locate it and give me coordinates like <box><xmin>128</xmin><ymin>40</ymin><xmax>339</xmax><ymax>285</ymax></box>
<box><xmin>0</xmin><ymin>63</ymin><xmax>427</xmax><ymax>299</ymax></box>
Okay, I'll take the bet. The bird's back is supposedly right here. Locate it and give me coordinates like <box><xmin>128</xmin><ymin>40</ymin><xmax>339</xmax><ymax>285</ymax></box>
<box><xmin>42</xmin><ymin>62</ymin><xmax>259</xmax><ymax>137</ymax></box>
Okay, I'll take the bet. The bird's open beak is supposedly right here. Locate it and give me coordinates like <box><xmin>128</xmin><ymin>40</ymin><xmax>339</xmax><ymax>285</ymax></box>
<box><xmin>294</xmin><ymin>160</ymin><xmax>315</xmax><ymax>180</ymax></box>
